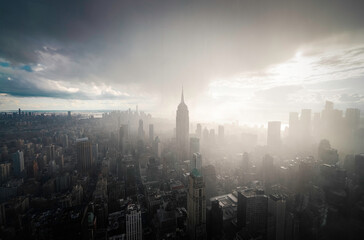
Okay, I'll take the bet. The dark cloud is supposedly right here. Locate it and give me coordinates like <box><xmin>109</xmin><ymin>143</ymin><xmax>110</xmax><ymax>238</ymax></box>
<box><xmin>0</xmin><ymin>73</ymin><xmax>131</xmax><ymax>100</ymax></box>
<box><xmin>1</xmin><ymin>0</ymin><xmax>364</xmax><ymax>102</ymax></box>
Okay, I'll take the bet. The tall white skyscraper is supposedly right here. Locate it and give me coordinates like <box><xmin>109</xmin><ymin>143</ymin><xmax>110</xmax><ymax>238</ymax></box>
<box><xmin>176</xmin><ymin>88</ymin><xmax>189</xmax><ymax>162</ymax></box>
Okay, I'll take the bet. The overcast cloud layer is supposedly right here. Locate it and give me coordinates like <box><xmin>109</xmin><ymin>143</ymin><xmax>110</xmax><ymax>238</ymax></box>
<box><xmin>1</xmin><ymin>0</ymin><xmax>364</xmax><ymax>123</ymax></box>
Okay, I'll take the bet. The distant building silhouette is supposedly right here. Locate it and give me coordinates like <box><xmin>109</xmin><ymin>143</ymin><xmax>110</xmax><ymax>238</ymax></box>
<box><xmin>176</xmin><ymin>88</ymin><xmax>189</xmax><ymax>162</ymax></box>
<box><xmin>138</xmin><ymin>119</ymin><xmax>145</xmax><ymax>140</ymax></box>
<box><xmin>196</xmin><ymin>123</ymin><xmax>202</xmax><ymax>138</ymax></box>
<box><xmin>190</xmin><ymin>137</ymin><xmax>200</xmax><ymax>159</ymax></box>
<box><xmin>149</xmin><ymin>124</ymin><xmax>154</xmax><ymax>143</ymax></box>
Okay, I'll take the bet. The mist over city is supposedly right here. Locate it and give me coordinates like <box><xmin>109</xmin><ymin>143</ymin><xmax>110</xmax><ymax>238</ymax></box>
<box><xmin>1</xmin><ymin>1</ymin><xmax>364</xmax><ymax>240</ymax></box>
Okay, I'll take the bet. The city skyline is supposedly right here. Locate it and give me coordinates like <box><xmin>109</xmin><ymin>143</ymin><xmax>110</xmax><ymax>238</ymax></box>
<box><xmin>1</xmin><ymin>1</ymin><xmax>364</xmax><ymax>239</ymax></box>
<box><xmin>1</xmin><ymin>1</ymin><xmax>364</xmax><ymax>123</ymax></box>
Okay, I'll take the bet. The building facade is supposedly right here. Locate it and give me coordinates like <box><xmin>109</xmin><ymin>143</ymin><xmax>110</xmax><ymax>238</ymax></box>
<box><xmin>126</xmin><ymin>204</ymin><xmax>143</xmax><ymax>240</ymax></box>
<box><xmin>187</xmin><ymin>168</ymin><xmax>206</xmax><ymax>240</ymax></box>
<box><xmin>176</xmin><ymin>89</ymin><xmax>189</xmax><ymax>162</ymax></box>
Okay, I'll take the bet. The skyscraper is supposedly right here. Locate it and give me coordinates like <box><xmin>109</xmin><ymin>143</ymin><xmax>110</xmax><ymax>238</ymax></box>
<box><xmin>262</xmin><ymin>154</ymin><xmax>274</xmax><ymax>193</ymax></box>
<box><xmin>12</xmin><ymin>150</ymin><xmax>24</xmax><ymax>177</ymax></box>
<box><xmin>0</xmin><ymin>162</ymin><xmax>11</xmax><ymax>183</ymax></box>
<box><xmin>207</xmin><ymin>200</ymin><xmax>223</xmax><ymax>239</ymax></box>
<box><xmin>190</xmin><ymin>137</ymin><xmax>200</xmax><ymax>159</ymax></box>
<box><xmin>119</xmin><ymin>124</ymin><xmax>129</xmax><ymax>153</ymax></box>
<box><xmin>138</xmin><ymin>119</ymin><xmax>145</xmax><ymax>140</ymax></box>
<box><xmin>176</xmin><ymin>88</ymin><xmax>189</xmax><ymax>162</ymax></box>
<box><xmin>46</xmin><ymin>144</ymin><xmax>56</xmax><ymax>162</ymax></box>
<box><xmin>267</xmin><ymin>194</ymin><xmax>286</xmax><ymax>240</ymax></box>
<box><xmin>187</xmin><ymin>168</ymin><xmax>206</xmax><ymax>240</ymax></box>
<box><xmin>149</xmin><ymin>124</ymin><xmax>154</xmax><ymax>143</ymax></box>
<box><xmin>192</xmin><ymin>153</ymin><xmax>202</xmax><ymax>171</ymax></box>
<box><xmin>237</xmin><ymin>188</ymin><xmax>268</xmax><ymax>236</ymax></box>
<box><xmin>196</xmin><ymin>123</ymin><xmax>202</xmax><ymax>138</ymax></box>
<box><xmin>76</xmin><ymin>138</ymin><xmax>93</xmax><ymax>172</ymax></box>
<box><xmin>126</xmin><ymin>204</ymin><xmax>142</xmax><ymax>240</ymax></box>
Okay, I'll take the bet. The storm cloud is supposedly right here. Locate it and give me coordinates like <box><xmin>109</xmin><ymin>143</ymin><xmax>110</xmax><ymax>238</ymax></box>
<box><xmin>1</xmin><ymin>0</ymin><xmax>364</xmax><ymax>121</ymax></box>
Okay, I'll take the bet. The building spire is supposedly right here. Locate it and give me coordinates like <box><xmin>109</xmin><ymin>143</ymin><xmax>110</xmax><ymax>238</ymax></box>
<box><xmin>181</xmin><ymin>86</ymin><xmax>184</xmax><ymax>103</ymax></box>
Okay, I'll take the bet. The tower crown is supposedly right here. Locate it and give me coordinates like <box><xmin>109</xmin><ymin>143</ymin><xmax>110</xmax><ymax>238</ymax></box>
<box><xmin>181</xmin><ymin>86</ymin><xmax>184</xmax><ymax>103</ymax></box>
<box><xmin>178</xmin><ymin>87</ymin><xmax>188</xmax><ymax>110</ymax></box>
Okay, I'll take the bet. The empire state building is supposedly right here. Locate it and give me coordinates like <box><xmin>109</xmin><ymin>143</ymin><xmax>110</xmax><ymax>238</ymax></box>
<box><xmin>176</xmin><ymin>88</ymin><xmax>189</xmax><ymax>162</ymax></box>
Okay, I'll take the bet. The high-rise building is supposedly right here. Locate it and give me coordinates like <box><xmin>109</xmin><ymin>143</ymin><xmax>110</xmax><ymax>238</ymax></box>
<box><xmin>176</xmin><ymin>88</ymin><xmax>189</xmax><ymax>162</ymax></box>
<box><xmin>126</xmin><ymin>165</ymin><xmax>137</xmax><ymax>197</ymax></box>
<box><xmin>190</xmin><ymin>137</ymin><xmax>200</xmax><ymax>159</ymax></box>
<box><xmin>76</xmin><ymin>138</ymin><xmax>93</xmax><ymax>172</ymax></box>
<box><xmin>12</xmin><ymin>150</ymin><xmax>24</xmax><ymax>177</ymax></box>
<box><xmin>149</xmin><ymin>124</ymin><xmax>154</xmax><ymax>143</ymax></box>
<box><xmin>192</xmin><ymin>153</ymin><xmax>202</xmax><ymax>171</ymax></box>
<box><xmin>138</xmin><ymin>119</ymin><xmax>145</xmax><ymax>140</ymax></box>
<box><xmin>153</xmin><ymin>136</ymin><xmax>162</xmax><ymax>158</ymax></box>
<box><xmin>267</xmin><ymin>194</ymin><xmax>286</xmax><ymax>240</ymax></box>
<box><xmin>207</xmin><ymin>200</ymin><xmax>223</xmax><ymax>239</ymax></box>
<box><xmin>262</xmin><ymin>154</ymin><xmax>274</xmax><ymax>193</ymax></box>
<box><xmin>0</xmin><ymin>162</ymin><xmax>11</xmax><ymax>183</ymax></box>
<box><xmin>267</xmin><ymin>121</ymin><xmax>281</xmax><ymax>150</ymax></box>
<box><xmin>119</xmin><ymin>125</ymin><xmax>128</xmax><ymax>153</ymax></box>
<box><xmin>46</xmin><ymin>144</ymin><xmax>56</xmax><ymax>162</ymax></box>
<box><xmin>237</xmin><ymin>188</ymin><xmax>268</xmax><ymax>235</ymax></box>
<box><xmin>196</xmin><ymin>123</ymin><xmax>202</xmax><ymax>138</ymax></box>
<box><xmin>126</xmin><ymin>204</ymin><xmax>143</xmax><ymax>240</ymax></box>
<box><xmin>62</xmin><ymin>134</ymin><xmax>69</xmax><ymax>148</ymax></box>
<box><xmin>188</xmin><ymin>168</ymin><xmax>206</xmax><ymax>240</ymax></box>
<box><xmin>93</xmin><ymin>143</ymin><xmax>98</xmax><ymax>163</ymax></box>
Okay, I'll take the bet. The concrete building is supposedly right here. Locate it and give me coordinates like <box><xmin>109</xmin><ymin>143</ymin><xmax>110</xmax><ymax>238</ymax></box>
<box><xmin>237</xmin><ymin>188</ymin><xmax>268</xmax><ymax>236</ymax></box>
<box><xmin>12</xmin><ymin>150</ymin><xmax>24</xmax><ymax>177</ymax></box>
<box><xmin>176</xmin><ymin>88</ymin><xmax>189</xmax><ymax>162</ymax></box>
<box><xmin>76</xmin><ymin>138</ymin><xmax>93</xmax><ymax>172</ymax></box>
<box><xmin>267</xmin><ymin>194</ymin><xmax>286</xmax><ymax>240</ymax></box>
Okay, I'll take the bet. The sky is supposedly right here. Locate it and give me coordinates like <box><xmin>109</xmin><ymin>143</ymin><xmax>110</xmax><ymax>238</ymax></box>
<box><xmin>1</xmin><ymin>0</ymin><xmax>364</xmax><ymax>124</ymax></box>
